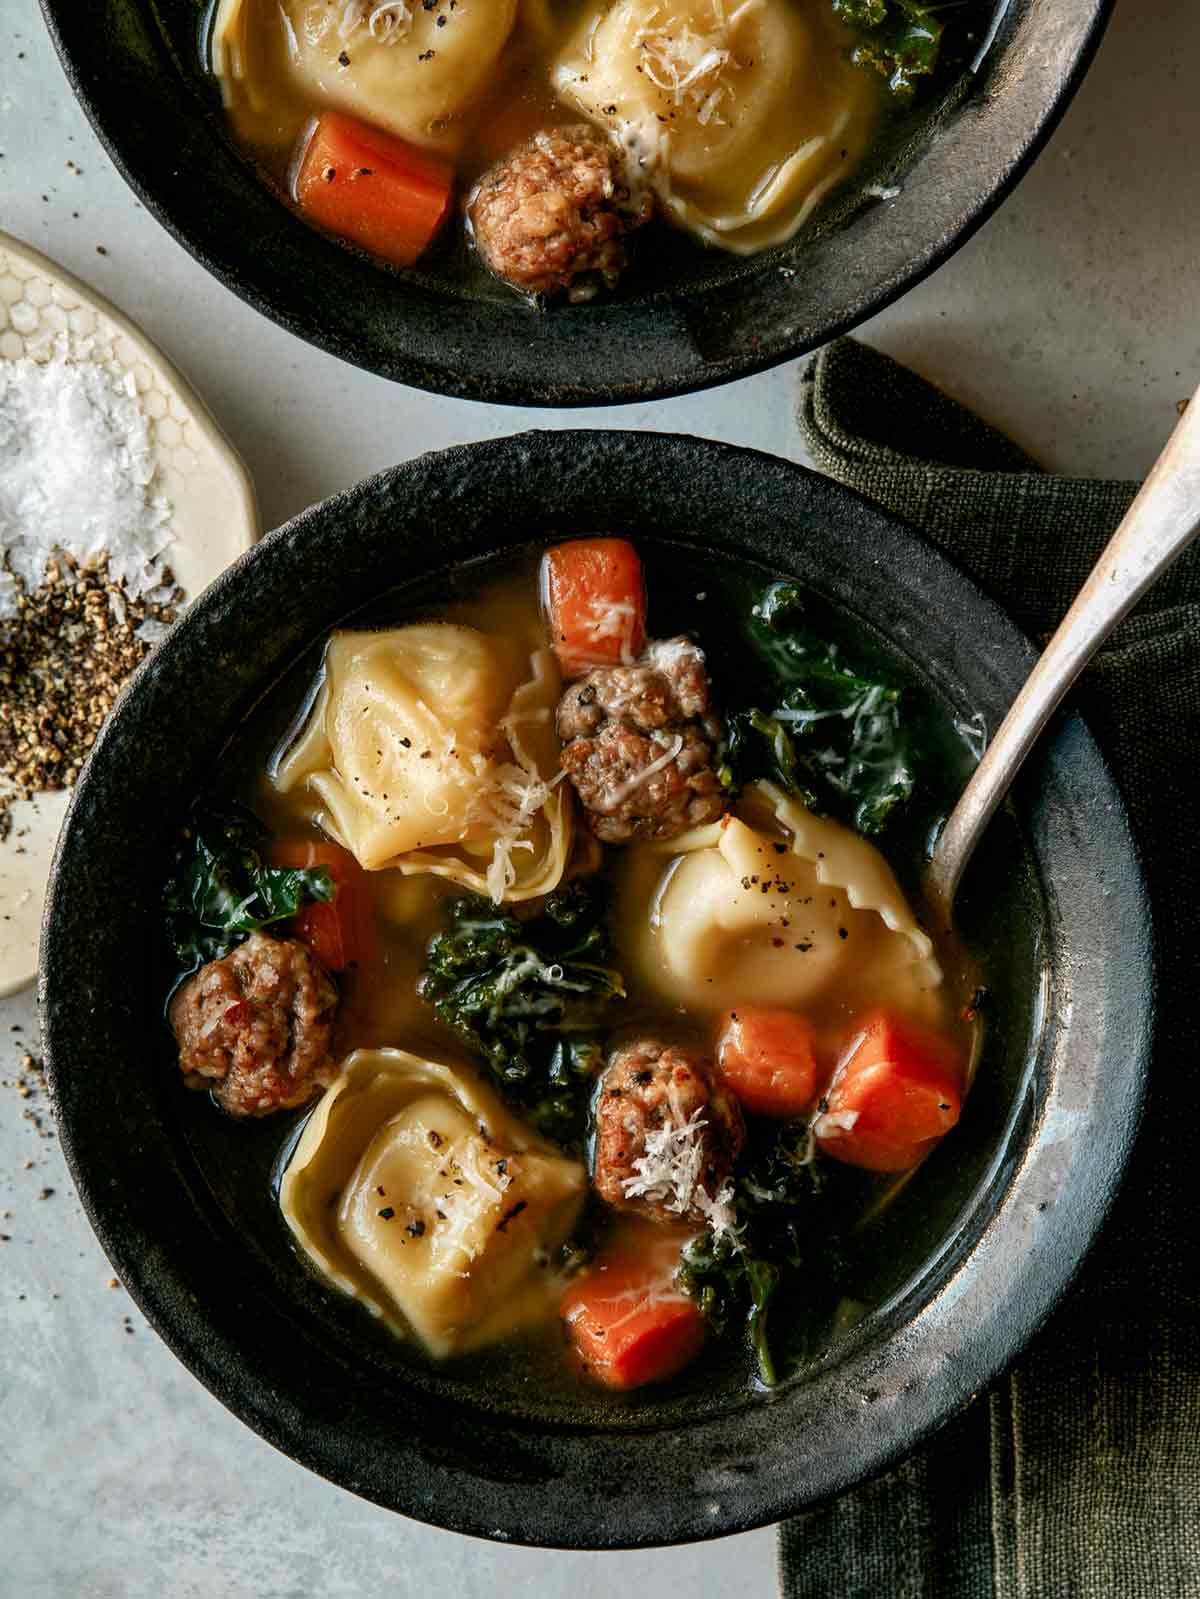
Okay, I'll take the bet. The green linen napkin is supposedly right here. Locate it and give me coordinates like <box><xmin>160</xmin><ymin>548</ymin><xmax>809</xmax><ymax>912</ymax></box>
<box><xmin>781</xmin><ymin>338</ymin><xmax>1200</xmax><ymax>1599</ymax></box>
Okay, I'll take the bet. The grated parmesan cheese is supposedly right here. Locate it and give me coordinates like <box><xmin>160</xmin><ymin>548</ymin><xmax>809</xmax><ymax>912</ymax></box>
<box><xmin>592</xmin><ymin>1270</ymin><xmax>694</xmax><ymax>1334</ymax></box>
<box><xmin>0</xmin><ymin>342</ymin><xmax>175</xmax><ymax>621</ymax></box>
<box><xmin>813</xmin><ymin>1109</ymin><xmax>859</xmax><ymax>1139</ymax></box>
<box><xmin>622</xmin><ymin>1105</ymin><xmax>711</xmax><ymax>1215</ymax></box>
<box><xmin>582</xmin><ymin>596</ymin><xmax>640</xmax><ymax>663</ymax></box>
<box><xmin>621</xmin><ymin>1110</ymin><xmax>744</xmax><ymax>1257</ymax></box>
<box><xmin>645</xmin><ymin>636</ymin><xmax>702</xmax><ymax>675</ymax></box>
<box><xmin>329</xmin><ymin>0</ymin><xmax>413</xmax><ymax>44</ymax></box>
<box><xmin>470</xmin><ymin>762</ymin><xmax>564</xmax><ymax>904</ymax></box>
<box><xmin>694</xmin><ymin>1178</ymin><xmax>740</xmax><ymax>1247</ymax></box>
<box><xmin>631</xmin><ymin>0</ymin><xmax>762</xmax><ymax>127</ymax></box>
<box><xmin>467</xmin><ymin>655</ymin><xmax>569</xmax><ymax>903</ymax></box>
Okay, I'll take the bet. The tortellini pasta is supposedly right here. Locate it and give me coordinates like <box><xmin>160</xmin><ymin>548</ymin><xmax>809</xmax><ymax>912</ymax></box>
<box><xmin>211</xmin><ymin>0</ymin><xmax>518</xmax><ymax>153</ymax></box>
<box><xmin>621</xmin><ymin>781</ymin><xmax>943</xmax><ymax>1016</ymax></box>
<box><xmin>553</xmin><ymin>0</ymin><xmax>873</xmax><ymax>252</ymax></box>
<box><xmin>281</xmin><ymin>1049</ymin><xmax>586</xmax><ymax>1357</ymax></box>
<box><xmin>272</xmin><ymin>625</ymin><xmax>572</xmax><ymax>902</ymax></box>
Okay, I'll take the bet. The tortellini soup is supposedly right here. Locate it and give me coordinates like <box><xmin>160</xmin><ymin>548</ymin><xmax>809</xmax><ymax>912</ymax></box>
<box><xmin>164</xmin><ymin>540</ymin><xmax>984</xmax><ymax>1398</ymax></box>
<box><xmin>201</xmin><ymin>0</ymin><xmax>911</xmax><ymax>296</ymax></box>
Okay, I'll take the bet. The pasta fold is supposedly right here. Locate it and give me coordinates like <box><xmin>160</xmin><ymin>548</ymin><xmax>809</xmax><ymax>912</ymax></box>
<box><xmin>211</xmin><ymin>0</ymin><xmax>518</xmax><ymax>153</ymax></box>
<box><xmin>553</xmin><ymin>0</ymin><xmax>872</xmax><ymax>252</ymax></box>
<box><xmin>621</xmin><ymin>781</ymin><xmax>943</xmax><ymax>1015</ymax></box>
<box><xmin>273</xmin><ymin>625</ymin><xmax>572</xmax><ymax>902</ymax></box>
<box><xmin>281</xmin><ymin>1049</ymin><xmax>586</xmax><ymax>1356</ymax></box>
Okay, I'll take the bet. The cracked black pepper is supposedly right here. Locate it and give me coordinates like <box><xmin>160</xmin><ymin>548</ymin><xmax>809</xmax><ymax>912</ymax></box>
<box><xmin>0</xmin><ymin>553</ymin><xmax>179</xmax><ymax>842</ymax></box>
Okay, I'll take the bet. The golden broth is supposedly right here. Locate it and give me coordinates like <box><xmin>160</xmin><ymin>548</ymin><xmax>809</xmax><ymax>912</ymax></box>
<box><xmin>208</xmin><ymin>0</ymin><xmax>878</xmax><ymax>266</ymax></box>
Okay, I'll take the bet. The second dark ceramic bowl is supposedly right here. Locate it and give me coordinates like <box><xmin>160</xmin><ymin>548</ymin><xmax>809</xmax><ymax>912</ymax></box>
<box><xmin>39</xmin><ymin>432</ymin><xmax>1150</xmax><ymax>1546</ymax></box>
<box><xmin>41</xmin><ymin>0</ymin><xmax>1110</xmax><ymax>405</ymax></box>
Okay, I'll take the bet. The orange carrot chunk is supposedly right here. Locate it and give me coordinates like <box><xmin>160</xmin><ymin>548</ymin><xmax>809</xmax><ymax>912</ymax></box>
<box><xmin>562</xmin><ymin>1230</ymin><xmax>705</xmax><ymax>1390</ymax></box>
<box><xmin>541</xmin><ymin>538</ymin><xmax>647</xmax><ymax>678</ymax></box>
<box><xmin>270</xmin><ymin>839</ymin><xmax>374</xmax><ymax>972</ymax></box>
<box><xmin>295</xmin><ymin>112</ymin><xmax>453</xmax><ymax>269</ymax></box>
<box><xmin>814</xmin><ymin>1011</ymin><xmax>963</xmax><ymax>1173</ymax></box>
<box><xmin>714</xmin><ymin>1007</ymin><xmax>820</xmax><ymax>1119</ymax></box>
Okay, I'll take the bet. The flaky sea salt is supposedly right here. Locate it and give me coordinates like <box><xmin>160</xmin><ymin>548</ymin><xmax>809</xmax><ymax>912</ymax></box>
<box><xmin>0</xmin><ymin>345</ymin><xmax>175</xmax><ymax>619</ymax></box>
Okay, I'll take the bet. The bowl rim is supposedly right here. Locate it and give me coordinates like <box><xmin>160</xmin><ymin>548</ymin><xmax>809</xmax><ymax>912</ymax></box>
<box><xmin>38</xmin><ymin>430</ymin><xmax>1152</xmax><ymax>1545</ymax></box>
<box><xmin>38</xmin><ymin>0</ymin><xmax>1113</xmax><ymax>406</ymax></box>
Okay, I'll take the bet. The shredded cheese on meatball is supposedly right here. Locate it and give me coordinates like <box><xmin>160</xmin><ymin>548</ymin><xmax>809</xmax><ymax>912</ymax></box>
<box><xmin>621</xmin><ymin>1104</ymin><xmax>743</xmax><ymax>1249</ymax></box>
<box><xmin>600</xmin><ymin>732</ymin><xmax>685</xmax><ymax>811</ymax></box>
<box><xmin>621</xmin><ymin>1106</ymin><xmax>711</xmax><ymax>1214</ymax></box>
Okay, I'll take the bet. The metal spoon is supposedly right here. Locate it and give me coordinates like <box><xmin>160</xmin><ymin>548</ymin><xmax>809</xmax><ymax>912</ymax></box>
<box><xmin>926</xmin><ymin>381</ymin><xmax>1200</xmax><ymax>921</ymax></box>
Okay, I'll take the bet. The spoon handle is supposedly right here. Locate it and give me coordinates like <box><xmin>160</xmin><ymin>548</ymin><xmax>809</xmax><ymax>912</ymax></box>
<box><xmin>926</xmin><ymin>382</ymin><xmax>1200</xmax><ymax>918</ymax></box>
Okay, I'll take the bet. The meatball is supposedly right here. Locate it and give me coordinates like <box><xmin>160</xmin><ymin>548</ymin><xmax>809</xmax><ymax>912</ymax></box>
<box><xmin>560</xmin><ymin>722</ymin><xmax>725</xmax><ymax>843</ymax></box>
<box><xmin>593</xmin><ymin>1041</ymin><xmax>745</xmax><ymax>1226</ymax></box>
<box><xmin>169</xmin><ymin>931</ymin><xmax>338</xmax><ymax>1118</ymax></box>
<box><xmin>558</xmin><ymin>639</ymin><xmax>714</xmax><ymax>738</ymax></box>
<box><xmin>468</xmin><ymin>126</ymin><xmax>651</xmax><ymax>300</ymax></box>
<box><xmin>556</xmin><ymin>637</ymin><xmax>727</xmax><ymax>843</ymax></box>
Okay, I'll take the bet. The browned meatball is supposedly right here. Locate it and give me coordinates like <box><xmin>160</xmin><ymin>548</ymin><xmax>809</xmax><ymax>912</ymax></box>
<box><xmin>169</xmin><ymin>932</ymin><xmax>338</xmax><ymax>1118</ymax></box>
<box><xmin>556</xmin><ymin>637</ymin><xmax>726</xmax><ymax>843</ymax></box>
<box><xmin>593</xmin><ymin>1041</ymin><xmax>745</xmax><ymax>1226</ymax></box>
<box><xmin>558</xmin><ymin>638</ymin><xmax>714</xmax><ymax>738</ymax></box>
<box><xmin>560</xmin><ymin>722</ymin><xmax>725</xmax><ymax>843</ymax></box>
<box><xmin>468</xmin><ymin>126</ymin><xmax>651</xmax><ymax>300</ymax></box>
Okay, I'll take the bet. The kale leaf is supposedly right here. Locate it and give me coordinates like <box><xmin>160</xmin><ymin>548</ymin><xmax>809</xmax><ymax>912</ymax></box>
<box><xmin>833</xmin><ymin>0</ymin><xmax>945</xmax><ymax>97</ymax></box>
<box><xmin>165</xmin><ymin>804</ymin><xmax>335</xmax><ymax>973</ymax></box>
<box><xmin>722</xmin><ymin>581</ymin><xmax>918</xmax><ymax>836</ymax></box>
<box><xmin>722</xmin><ymin>708</ymin><xmax>819</xmax><ymax>809</ymax></box>
<box><xmin>418</xmin><ymin>881</ymin><xmax>625</xmax><ymax>1146</ymax></box>
<box><xmin>676</xmin><ymin>1121</ymin><xmax>843</xmax><ymax>1386</ymax></box>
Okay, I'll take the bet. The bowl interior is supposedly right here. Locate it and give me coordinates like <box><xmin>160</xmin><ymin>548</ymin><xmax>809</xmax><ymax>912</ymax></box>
<box><xmin>40</xmin><ymin>0</ymin><xmax>1111</xmax><ymax>402</ymax></box>
<box><xmin>39</xmin><ymin>432</ymin><xmax>1150</xmax><ymax>1545</ymax></box>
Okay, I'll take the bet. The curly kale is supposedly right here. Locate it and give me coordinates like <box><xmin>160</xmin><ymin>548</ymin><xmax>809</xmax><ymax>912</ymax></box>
<box><xmin>418</xmin><ymin>881</ymin><xmax>625</xmax><ymax>1146</ymax></box>
<box><xmin>677</xmin><ymin>1121</ymin><xmax>843</xmax><ymax>1386</ymax></box>
<box><xmin>834</xmin><ymin>0</ymin><xmax>945</xmax><ymax>97</ymax></box>
<box><xmin>164</xmin><ymin>804</ymin><xmax>335</xmax><ymax>974</ymax></box>
<box><xmin>721</xmin><ymin>581</ymin><xmax>918</xmax><ymax>836</ymax></box>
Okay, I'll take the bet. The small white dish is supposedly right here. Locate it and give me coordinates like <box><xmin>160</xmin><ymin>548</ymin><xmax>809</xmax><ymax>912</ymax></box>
<box><xmin>0</xmin><ymin>230</ymin><xmax>259</xmax><ymax>998</ymax></box>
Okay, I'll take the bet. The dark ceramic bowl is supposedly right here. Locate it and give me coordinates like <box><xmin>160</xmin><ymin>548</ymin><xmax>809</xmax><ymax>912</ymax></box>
<box><xmin>41</xmin><ymin>0</ymin><xmax>1110</xmax><ymax>405</ymax></box>
<box><xmin>40</xmin><ymin>432</ymin><xmax>1149</xmax><ymax>1547</ymax></box>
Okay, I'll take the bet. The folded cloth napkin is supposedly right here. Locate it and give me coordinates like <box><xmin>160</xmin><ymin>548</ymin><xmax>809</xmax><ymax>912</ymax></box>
<box><xmin>781</xmin><ymin>338</ymin><xmax>1200</xmax><ymax>1599</ymax></box>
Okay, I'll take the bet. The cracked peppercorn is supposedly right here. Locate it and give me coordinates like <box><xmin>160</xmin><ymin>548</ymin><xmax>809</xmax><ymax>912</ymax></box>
<box><xmin>0</xmin><ymin>552</ymin><xmax>180</xmax><ymax>841</ymax></box>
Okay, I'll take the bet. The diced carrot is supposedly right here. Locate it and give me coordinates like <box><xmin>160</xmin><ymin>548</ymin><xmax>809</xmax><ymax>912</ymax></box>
<box><xmin>714</xmin><ymin>1007</ymin><xmax>819</xmax><ymax>1118</ymax></box>
<box><xmin>541</xmin><ymin>538</ymin><xmax>647</xmax><ymax>678</ymax></box>
<box><xmin>562</xmin><ymin>1228</ymin><xmax>705</xmax><ymax>1391</ymax></box>
<box><xmin>814</xmin><ymin>1011</ymin><xmax>963</xmax><ymax>1173</ymax></box>
<box><xmin>295</xmin><ymin>112</ymin><xmax>453</xmax><ymax>269</ymax></box>
<box><xmin>270</xmin><ymin>839</ymin><xmax>374</xmax><ymax>972</ymax></box>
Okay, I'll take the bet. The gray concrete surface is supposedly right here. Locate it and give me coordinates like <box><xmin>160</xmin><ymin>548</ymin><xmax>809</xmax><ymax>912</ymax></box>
<box><xmin>2</xmin><ymin>0</ymin><xmax>1198</xmax><ymax>1591</ymax></box>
